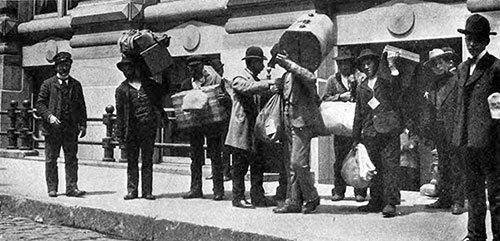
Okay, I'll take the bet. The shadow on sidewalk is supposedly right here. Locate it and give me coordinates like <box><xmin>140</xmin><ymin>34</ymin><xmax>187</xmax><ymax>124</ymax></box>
<box><xmin>84</xmin><ymin>191</ymin><xmax>117</xmax><ymax>196</ymax></box>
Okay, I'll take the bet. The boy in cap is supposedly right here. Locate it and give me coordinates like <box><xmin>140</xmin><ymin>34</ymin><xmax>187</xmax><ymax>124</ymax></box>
<box><xmin>115</xmin><ymin>55</ymin><xmax>168</xmax><ymax>200</ymax></box>
<box><xmin>453</xmin><ymin>14</ymin><xmax>500</xmax><ymax>241</ymax></box>
<box><xmin>422</xmin><ymin>47</ymin><xmax>465</xmax><ymax>215</ymax></box>
<box><xmin>225</xmin><ymin>46</ymin><xmax>280</xmax><ymax>208</ymax></box>
<box><xmin>322</xmin><ymin>49</ymin><xmax>367</xmax><ymax>202</ymax></box>
<box><xmin>351</xmin><ymin>48</ymin><xmax>402</xmax><ymax>217</ymax></box>
<box><xmin>36</xmin><ymin>52</ymin><xmax>87</xmax><ymax>197</ymax></box>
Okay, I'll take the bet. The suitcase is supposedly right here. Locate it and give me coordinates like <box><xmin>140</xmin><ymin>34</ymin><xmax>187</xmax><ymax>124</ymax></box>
<box><xmin>279</xmin><ymin>13</ymin><xmax>335</xmax><ymax>71</ymax></box>
<box><xmin>140</xmin><ymin>42</ymin><xmax>173</xmax><ymax>77</ymax></box>
<box><xmin>172</xmin><ymin>85</ymin><xmax>228</xmax><ymax>129</ymax></box>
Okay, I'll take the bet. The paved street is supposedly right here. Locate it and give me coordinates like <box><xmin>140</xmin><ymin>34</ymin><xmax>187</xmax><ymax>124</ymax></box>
<box><xmin>0</xmin><ymin>214</ymin><xmax>128</xmax><ymax>241</ymax></box>
<box><xmin>0</xmin><ymin>156</ymin><xmax>494</xmax><ymax>241</ymax></box>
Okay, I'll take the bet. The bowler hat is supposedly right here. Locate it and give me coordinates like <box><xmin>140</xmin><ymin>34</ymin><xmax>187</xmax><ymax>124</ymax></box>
<box><xmin>333</xmin><ymin>49</ymin><xmax>354</xmax><ymax>61</ymax></box>
<box><xmin>355</xmin><ymin>49</ymin><xmax>379</xmax><ymax>66</ymax></box>
<box><xmin>457</xmin><ymin>14</ymin><xmax>497</xmax><ymax>36</ymax></box>
<box><xmin>423</xmin><ymin>47</ymin><xmax>458</xmax><ymax>67</ymax></box>
<box><xmin>116</xmin><ymin>55</ymin><xmax>135</xmax><ymax>71</ymax></box>
<box><xmin>242</xmin><ymin>46</ymin><xmax>267</xmax><ymax>60</ymax></box>
<box><xmin>52</xmin><ymin>52</ymin><xmax>72</xmax><ymax>64</ymax></box>
<box><xmin>186</xmin><ymin>55</ymin><xmax>205</xmax><ymax>66</ymax></box>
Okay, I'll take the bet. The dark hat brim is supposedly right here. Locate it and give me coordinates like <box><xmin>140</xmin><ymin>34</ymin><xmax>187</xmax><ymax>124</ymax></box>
<box><xmin>457</xmin><ymin>28</ymin><xmax>497</xmax><ymax>35</ymax></box>
<box><xmin>241</xmin><ymin>55</ymin><xmax>268</xmax><ymax>61</ymax></box>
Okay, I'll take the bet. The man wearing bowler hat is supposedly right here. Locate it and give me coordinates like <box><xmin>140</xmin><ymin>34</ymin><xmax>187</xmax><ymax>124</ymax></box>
<box><xmin>225</xmin><ymin>46</ymin><xmax>279</xmax><ymax>208</ymax></box>
<box><xmin>422</xmin><ymin>47</ymin><xmax>465</xmax><ymax>215</ymax></box>
<box><xmin>351</xmin><ymin>48</ymin><xmax>403</xmax><ymax>217</ymax></box>
<box><xmin>36</xmin><ymin>52</ymin><xmax>87</xmax><ymax>198</ymax></box>
<box><xmin>453</xmin><ymin>14</ymin><xmax>500</xmax><ymax>241</ymax></box>
<box><xmin>323</xmin><ymin>49</ymin><xmax>368</xmax><ymax>202</ymax></box>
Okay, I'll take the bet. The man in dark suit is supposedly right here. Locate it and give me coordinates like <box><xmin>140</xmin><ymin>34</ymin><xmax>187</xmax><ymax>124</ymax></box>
<box><xmin>115</xmin><ymin>55</ymin><xmax>167</xmax><ymax>201</ymax></box>
<box><xmin>36</xmin><ymin>52</ymin><xmax>87</xmax><ymax>198</ymax></box>
<box><xmin>352</xmin><ymin>49</ymin><xmax>402</xmax><ymax>218</ymax></box>
<box><xmin>322</xmin><ymin>50</ymin><xmax>367</xmax><ymax>202</ymax></box>
<box><xmin>422</xmin><ymin>47</ymin><xmax>465</xmax><ymax>215</ymax></box>
<box><xmin>453</xmin><ymin>14</ymin><xmax>500</xmax><ymax>241</ymax></box>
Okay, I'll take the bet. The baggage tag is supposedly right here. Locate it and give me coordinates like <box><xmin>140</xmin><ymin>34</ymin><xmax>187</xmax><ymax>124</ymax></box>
<box><xmin>368</xmin><ymin>97</ymin><xmax>380</xmax><ymax>110</ymax></box>
<box><xmin>265</xmin><ymin>119</ymin><xmax>277</xmax><ymax>136</ymax></box>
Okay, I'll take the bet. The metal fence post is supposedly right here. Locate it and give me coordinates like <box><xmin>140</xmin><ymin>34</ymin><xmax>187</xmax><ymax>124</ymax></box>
<box><xmin>19</xmin><ymin>100</ymin><xmax>33</xmax><ymax>150</ymax></box>
<box><xmin>7</xmin><ymin>100</ymin><xmax>18</xmax><ymax>149</ymax></box>
<box><xmin>102</xmin><ymin>105</ymin><xmax>115</xmax><ymax>162</ymax></box>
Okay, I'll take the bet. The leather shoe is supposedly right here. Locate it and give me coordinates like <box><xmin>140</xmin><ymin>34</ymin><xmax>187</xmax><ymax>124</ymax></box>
<box><xmin>142</xmin><ymin>194</ymin><xmax>156</xmax><ymax>200</ymax></box>
<box><xmin>451</xmin><ymin>203</ymin><xmax>464</xmax><ymax>215</ymax></box>
<box><xmin>182</xmin><ymin>190</ymin><xmax>203</xmax><ymax>199</ymax></box>
<box><xmin>425</xmin><ymin>200</ymin><xmax>451</xmax><ymax>209</ymax></box>
<box><xmin>358</xmin><ymin>203</ymin><xmax>384</xmax><ymax>213</ymax></box>
<box><xmin>123</xmin><ymin>193</ymin><xmax>138</xmax><ymax>200</ymax></box>
<box><xmin>213</xmin><ymin>194</ymin><xmax>224</xmax><ymax>201</ymax></box>
<box><xmin>233</xmin><ymin>199</ymin><xmax>255</xmax><ymax>209</ymax></box>
<box><xmin>382</xmin><ymin>204</ymin><xmax>397</xmax><ymax>217</ymax></box>
<box><xmin>461</xmin><ymin>237</ymin><xmax>472</xmax><ymax>241</ymax></box>
<box><xmin>331</xmin><ymin>193</ymin><xmax>345</xmax><ymax>202</ymax></box>
<box><xmin>205</xmin><ymin>175</ymin><xmax>213</xmax><ymax>180</ymax></box>
<box><xmin>302</xmin><ymin>197</ymin><xmax>320</xmax><ymax>214</ymax></box>
<box><xmin>66</xmin><ymin>189</ymin><xmax>86</xmax><ymax>197</ymax></box>
<box><xmin>223</xmin><ymin>175</ymin><xmax>232</xmax><ymax>182</ymax></box>
<box><xmin>273</xmin><ymin>204</ymin><xmax>302</xmax><ymax>214</ymax></box>
<box><xmin>48</xmin><ymin>191</ymin><xmax>57</xmax><ymax>197</ymax></box>
<box><xmin>355</xmin><ymin>195</ymin><xmax>366</xmax><ymax>202</ymax></box>
<box><xmin>253</xmin><ymin>197</ymin><xmax>278</xmax><ymax>207</ymax></box>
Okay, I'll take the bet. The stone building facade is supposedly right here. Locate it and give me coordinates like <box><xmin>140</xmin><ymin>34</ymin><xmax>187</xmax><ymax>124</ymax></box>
<box><xmin>0</xmin><ymin>0</ymin><xmax>498</xmax><ymax>187</ymax></box>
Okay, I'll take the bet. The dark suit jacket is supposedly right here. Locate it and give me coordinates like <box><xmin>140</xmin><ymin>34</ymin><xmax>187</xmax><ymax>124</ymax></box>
<box><xmin>36</xmin><ymin>76</ymin><xmax>87</xmax><ymax>136</ymax></box>
<box><xmin>115</xmin><ymin>78</ymin><xmax>166</xmax><ymax>143</ymax></box>
<box><xmin>452</xmin><ymin>52</ymin><xmax>500</xmax><ymax>148</ymax></box>
<box><xmin>282</xmin><ymin>60</ymin><xmax>324</xmax><ymax>133</ymax></box>
<box><xmin>422</xmin><ymin>71</ymin><xmax>458</xmax><ymax>142</ymax></box>
<box><xmin>353</xmin><ymin>75</ymin><xmax>402</xmax><ymax>142</ymax></box>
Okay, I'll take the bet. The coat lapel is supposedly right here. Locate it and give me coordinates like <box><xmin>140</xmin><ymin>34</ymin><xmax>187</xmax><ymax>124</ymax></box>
<box><xmin>466</xmin><ymin>53</ymin><xmax>494</xmax><ymax>86</ymax></box>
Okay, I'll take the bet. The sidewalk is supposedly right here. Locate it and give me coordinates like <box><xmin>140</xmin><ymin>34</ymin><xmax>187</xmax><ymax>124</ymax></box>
<box><xmin>0</xmin><ymin>156</ymin><xmax>481</xmax><ymax>241</ymax></box>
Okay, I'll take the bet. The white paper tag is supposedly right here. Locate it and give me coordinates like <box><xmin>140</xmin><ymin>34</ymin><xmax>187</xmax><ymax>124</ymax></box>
<box><xmin>368</xmin><ymin>97</ymin><xmax>380</xmax><ymax>110</ymax></box>
<box><xmin>265</xmin><ymin>119</ymin><xmax>277</xmax><ymax>136</ymax></box>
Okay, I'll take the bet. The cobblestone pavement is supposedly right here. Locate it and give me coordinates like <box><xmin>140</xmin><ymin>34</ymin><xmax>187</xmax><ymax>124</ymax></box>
<box><xmin>0</xmin><ymin>214</ymin><xmax>128</xmax><ymax>241</ymax></box>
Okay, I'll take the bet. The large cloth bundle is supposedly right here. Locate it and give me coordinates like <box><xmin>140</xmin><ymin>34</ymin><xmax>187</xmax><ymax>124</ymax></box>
<box><xmin>172</xmin><ymin>85</ymin><xmax>228</xmax><ymax>129</ymax></box>
<box><xmin>341</xmin><ymin>143</ymin><xmax>376</xmax><ymax>189</ymax></box>
<box><xmin>279</xmin><ymin>13</ymin><xmax>335</xmax><ymax>71</ymax></box>
<box><xmin>319</xmin><ymin>101</ymin><xmax>355</xmax><ymax>136</ymax></box>
<box><xmin>255</xmin><ymin>94</ymin><xmax>284</xmax><ymax>143</ymax></box>
<box><xmin>118</xmin><ymin>29</ymin><xmax>173</xmax><ymax>77</ymax></box>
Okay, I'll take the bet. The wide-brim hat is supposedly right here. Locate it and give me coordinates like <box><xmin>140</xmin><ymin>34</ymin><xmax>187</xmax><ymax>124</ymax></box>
<box><xmin>52</xmin><ymin>52</ymin><xmax>72</xmax><ymax>64</ymax></box>
<box><xmin>355</xmin><ymin>49</ymin><xmax>379</xmax><ymax>66</ymax></box>
<box><xmin>457</xmin><ymin>14</ymin><xmax>497</xmax><ymax>36</ymax></box>
<box><xmin>186</xmin><ymin>55</ymin><xmax>205</xmax><ymax>66</ymax></box>
<box><xmin>116</xmin><ymin>55</ymin><xmax>135</xmax><ymax>71</ymax></box>
<box><xmin>423</xmin><ymin>47</ymin><xmax>459</xmax><ymax>67</ymax></box>
<box><xmin>242</xmin><ymin>46</ymin><xmax>267</xmax><ymax>60</ymax></box>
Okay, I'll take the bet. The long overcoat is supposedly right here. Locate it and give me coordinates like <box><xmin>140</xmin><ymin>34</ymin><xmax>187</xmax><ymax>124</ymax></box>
<box><xmin>452</xmin><ymin>53</ymin><xmax>500</xmax><ymax>148</ymax></box>
<box><xmin>225</xmin><ymin>69</ymin><xmax>271</xmax><ymax>151</ymax></box>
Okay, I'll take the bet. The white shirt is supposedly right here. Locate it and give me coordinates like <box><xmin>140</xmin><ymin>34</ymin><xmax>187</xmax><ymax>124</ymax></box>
<box><xmin>367</xmin><ymin>76</ymin><xmax>377</xmax><ymax>90</ymax></box>
<box><xmin>470</xmin><ymin>49</ymin><xmax>487</xmax><ymax>75</ymax></box>
<box><xmin>340</xmin><ymin>74</ymin><xmax>350</xmax><ymax>90</ymax></box>
<box><xmin>56</xmin><ymin>73</ymin><xmax>69</xmax><ymax>85</ymax></box>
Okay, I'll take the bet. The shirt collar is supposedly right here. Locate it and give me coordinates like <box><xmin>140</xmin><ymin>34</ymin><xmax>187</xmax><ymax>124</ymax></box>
<box><xmin>471</xmin><ymin>50</ymin><xmax>487</xmax><ymax>65</ymax></box>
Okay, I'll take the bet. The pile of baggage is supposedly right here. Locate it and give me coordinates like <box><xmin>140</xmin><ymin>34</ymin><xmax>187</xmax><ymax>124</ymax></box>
<box><xmin>117</xmin><ymin>29</ymin><xmax>173</xmax><ymax>78</ymax></box>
